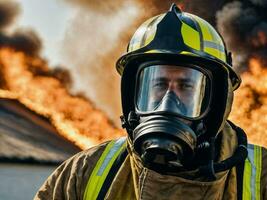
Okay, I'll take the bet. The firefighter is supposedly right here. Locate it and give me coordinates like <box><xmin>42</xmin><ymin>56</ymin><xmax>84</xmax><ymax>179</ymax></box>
<box><xmin>35</xmin><ymin>4</ymin><xmax>267</xmax><ymax>200</ymax></box>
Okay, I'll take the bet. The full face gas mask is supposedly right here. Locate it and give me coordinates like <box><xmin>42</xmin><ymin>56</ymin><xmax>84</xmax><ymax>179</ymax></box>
<box><xmin>116</xmin><ymin>4</ymin><xmax>246</xmax><ymax>177</ymax></box>
<box><xmin>130</xmin><ymin>63</ymin><xmax>211</xmax><ymax>172</ymax></box>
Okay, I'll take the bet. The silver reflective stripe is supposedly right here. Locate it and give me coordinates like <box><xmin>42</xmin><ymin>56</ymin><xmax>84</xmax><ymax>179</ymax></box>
<box><xmin>203</xmin><ymin>41</ymin><xmax>225</xmax><ymax>52</ymax></box>
<box><xmin>97</xmin><ymin>137</ymin><xmax>126</xmax><ymax>176</ymax></box>
<box><xmin>83</xmin><ymin>137</ymin><xmax>127</xmax><ymax>200</ymax></box>
<box><xmin>248</xmin><ymin>144</ymin><xmax>256</xmax><ymax>200</ymax></box>
<box><xmin>243</xmin><ymin>144</ymin><xmax>262</xmax><ymax>200</ymax></box>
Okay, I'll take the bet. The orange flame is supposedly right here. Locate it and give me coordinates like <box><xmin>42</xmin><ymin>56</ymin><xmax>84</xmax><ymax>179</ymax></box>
<box><xmin>0</xmin><ymin>48</ymin><xmax>124</xmax><ymax>150</ymax></box>
<box><xmin>230</xmin><ymin>58</ymin><xmax>267</xmax><ymax>147</ymax></box>
<box><xmin>1</xmin><ymin>47</ymin><xmax>266</xmax><ymax>149</ymax></box>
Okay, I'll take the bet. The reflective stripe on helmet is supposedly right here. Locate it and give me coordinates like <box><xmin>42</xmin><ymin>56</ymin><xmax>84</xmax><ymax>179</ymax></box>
<box><xmin>181</xmin><ymin>21</ymin><xmax>200</xmax><ymax>50</ymax></box>
<box><xmin>128</xmin><ymin>14</ymin><xmax>165</xmax><ymax>52</ymax></box>
<box><xmin>116</xmin><ymin>5</ymin><xmax>241</xmax><ymax>90</ymax></box>
<box><xmin>83</xmin><ymin>137</ymin><xmax>127</xmax><ymax>200</ymax></box>
<box><xmin>189</xmin><ymin>14</ymin><xmax>226</xmax><ymax>62</ymax></box>
<box><xmin>127</xmin><ymin>11</ymin><xmax>227</xmax><ymax>63</ymax></box>
<box><xmin>242</xmin><ymin>144</ymin><xmax>262</xmax><ymax>200</ymax></box>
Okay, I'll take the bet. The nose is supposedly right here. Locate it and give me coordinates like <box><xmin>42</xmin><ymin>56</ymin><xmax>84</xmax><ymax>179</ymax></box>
<box><xmin>168</xmin><ymin>82</ymin><xmax>180</xmax><ymax>98</ymax></box>
<box><xmin>155</xmin><ymin>90</ymin><xmax>187</xmax><ymax>114</ymax></box>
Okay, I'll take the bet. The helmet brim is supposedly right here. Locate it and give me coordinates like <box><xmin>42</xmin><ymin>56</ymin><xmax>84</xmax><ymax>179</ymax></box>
<box><xmin>116</xmin><ymin>50</ymin><xmax>241</xmax><ymax>90</ymax></box>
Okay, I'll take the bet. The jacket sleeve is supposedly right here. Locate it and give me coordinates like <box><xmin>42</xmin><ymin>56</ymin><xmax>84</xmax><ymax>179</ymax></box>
<box><xmin>34</xmin><ymin>141</ymin><xmax>108</xmax><ymax>200</ymax></box>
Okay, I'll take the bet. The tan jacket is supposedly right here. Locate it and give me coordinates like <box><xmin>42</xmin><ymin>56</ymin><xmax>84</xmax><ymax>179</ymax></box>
<box><xmin>35</xmin><ymin>122</ymin><xmax>267</xmax><ymax>200</ymax></box>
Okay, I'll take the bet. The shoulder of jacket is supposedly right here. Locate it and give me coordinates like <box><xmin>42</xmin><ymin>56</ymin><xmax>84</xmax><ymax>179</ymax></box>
<box><xmin>246</xmin><ymin>143</ymin><xmax>266</xmax><ymax>160</ymax></box>
<box><xmin>247</xmin><ymin>143</ymin><xmax>267</xmax><ymax>153</ymax></box>
<box><xmin>66</xmin><ymin>137</ymin><xmax>127</xmax><ymax>169</ymax></box>
<box><xmin>68</xmin><ymin>140</ymin><xmax>113</xmax><ymax>166</ymax></box>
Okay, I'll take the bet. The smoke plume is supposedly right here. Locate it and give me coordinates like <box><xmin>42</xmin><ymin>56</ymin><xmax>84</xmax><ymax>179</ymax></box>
<box><xmin>0</xmin><ymin>1</ymin><xmax>122</xmax><ymax>147</ymax></box>
<box><xmin>217</xmin><ymin>0</ymin><xmax>267</xmax><ymax>72</ymax></box>
<box><xmin>0</xmin><ymin>0</ymin><xmax>19</xmax><ymax>30</ymax></box>
<box><xmin>0</xmin><ymin>1</ymin><xmax>42</xmax><ymax>56</ymax></box>
<box><xmin>0</xmin><ymin>1</ymin><xmax>73</xmax><ymax>89</ymax></box>
<box><xmin>61</xmin><ymin>0</ymin><xmax>139</xmax><ymax>125</ymax></box>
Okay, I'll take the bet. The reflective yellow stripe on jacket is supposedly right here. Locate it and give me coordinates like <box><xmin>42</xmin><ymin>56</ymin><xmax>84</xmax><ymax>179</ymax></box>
<box><xmin>83</xmin><ymin>137</ymin><xmax>126</xmax><ymax>200</ymax></box>
<box><xmin>84</xmin><ymin>140</ymin><xmax>262</xmax><ymax>200</ymax></box>
<box><xmin>243</xmin><ymin>144</ymin><xmax>262</xmax><ymax>200</ymax></box>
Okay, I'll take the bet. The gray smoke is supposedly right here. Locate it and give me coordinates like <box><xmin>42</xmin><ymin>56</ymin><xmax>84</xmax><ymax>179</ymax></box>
<box><xmin>60</xmin><ymin>1</ymin><xmax>139</xmax><ymax>125</ymax></box>
<box><xmin>0</xmin><ymin>0</ymin><xmax>42</xmax><ymax>56</ymax></box>
<box><xmin>250</xmin><ymin>0</ymin><xmax>267</xmax><ymax>6</ymax></box>
<box><xmin>0</xmin><ymin>29</ymin><xmax>42</xmax><ymax>56</ymax></box>
<box><xmin>217</xmin><ymin>0</ymin><xmax>267</xmax><ymax>72</ymax></box>
<box><xmin>0</xmin><ymin>0</ymin><xmax>19</xmax><ymax>30</ymax></box>
<box><xmin>0</xmin><ymin>1</ymin><xmax>74</xmax><ymax>90</ymax></box>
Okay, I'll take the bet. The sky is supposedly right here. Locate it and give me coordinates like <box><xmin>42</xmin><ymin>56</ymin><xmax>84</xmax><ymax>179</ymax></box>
<box><xmin>16</xmin><ymin>0</ymin><xmax>73</xmax><ymax>66</ymax></box>
<box><xmin>13</xmin><ymin>0</ymin><xmax>137</xmax><ymax>124</ymax></box>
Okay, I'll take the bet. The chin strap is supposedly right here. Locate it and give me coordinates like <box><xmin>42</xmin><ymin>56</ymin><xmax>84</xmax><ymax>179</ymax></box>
<box><xmin>198</xmin><ymin>121</ymin><xmax>248</xmax><ymax>180</ymax></box>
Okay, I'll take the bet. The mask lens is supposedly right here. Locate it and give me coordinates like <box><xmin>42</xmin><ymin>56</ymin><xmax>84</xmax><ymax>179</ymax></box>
<box><xmin>136</xmin><ymin>65</ymin><xmax>209</xmax><ymax>118</ymax></box>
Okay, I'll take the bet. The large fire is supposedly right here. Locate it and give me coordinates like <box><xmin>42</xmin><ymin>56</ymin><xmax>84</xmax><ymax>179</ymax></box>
<box><xmin>0</xmin><ymin>0</ymin><xmax>266</xmax><ymax>151</ymax></box>
<box><xmin>1</xmin><ymin>47</ymin><xmax>266</xmax><ymax>150</ymax></box>
<box><xmin>229</xmin><ymin>58</ymin><xmax>267</xmax><ymax>147</ymax></box>
<box><xmin>0</xmin><ymin>48</ymin><xmax>124</xmax><ymax>150</ymax></box>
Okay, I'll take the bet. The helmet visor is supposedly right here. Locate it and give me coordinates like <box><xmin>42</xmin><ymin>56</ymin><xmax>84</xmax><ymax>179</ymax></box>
<box><xmin>136</xmin><ymin>65</ymin><xmax>210</xmax><ymax>118</ymax></box>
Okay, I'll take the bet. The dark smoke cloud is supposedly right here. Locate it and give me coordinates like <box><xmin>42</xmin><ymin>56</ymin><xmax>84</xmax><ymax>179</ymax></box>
<box><xmin>217</xmin><ymin>0</ymin><xmax>267</xmax><ymax>72</ymax></box>
<box><xmin>0</xmin><ymin>0</ymin><xmax>72</xmax><ymax>91</ymax></box>
<box><xmin>0</xmin><ymin>1</ymin><xmax>42</xmax><ymax>55</ymax></box>
<box><xmin>0</xmin><ymin>29</ymin><xmax>42</xmax><ymax>56</ymax></box>
<box><xmin>51</xmin><ymin>67</ymin><xmax>73</xmax><ymax>89</ymax></box>
<box><xmin>250</xmin><ymin>0</ymin><xmax>267</xmax><ymax>6</ymax></box>
<box><xmin>0</xmin><ymin>0</ymin><xmax>20</xmax><ymax>30</ymax></box>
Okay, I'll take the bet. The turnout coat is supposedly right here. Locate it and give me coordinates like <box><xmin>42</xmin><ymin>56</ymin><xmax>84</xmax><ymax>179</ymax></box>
<box><xmin>35</xmin><ymin>122</ymin><xmax>267</xmax><ymax>200</ymax></box>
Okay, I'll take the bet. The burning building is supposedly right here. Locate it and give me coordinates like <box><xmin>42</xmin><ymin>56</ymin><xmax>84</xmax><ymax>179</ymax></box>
<box><xmin>0</xmin><ymin>2</ymin><xmax>123</xmax><ymax>199</ymax></box>
<box><xmin>0</xmin><ymin>91</ymin><xmax>81</xmax><ymax>164</ymax></box>
<box><xmin>0</xmin><ymin>49</ymin><xmax>123</xmax><ymax>149</ymax></box>
<box><xmin>0</xmin><ymin>0</ymin><xmax>267</xmax><ymax>198</ymax></box>
<box><xmin>0</xmin><ymin>48</ymin><xmax>123</xmax><ymax>199</ymax></box>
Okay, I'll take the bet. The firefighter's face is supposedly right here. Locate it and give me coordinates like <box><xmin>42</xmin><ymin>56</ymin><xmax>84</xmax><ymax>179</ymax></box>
<box><xmin>149</xmin><ymin>65</ymin><xmax>198</xmax><ymax>109</ymax></box>
<box><xmin>137</xmin><ymin>64</ymin><xmax>208</xmax><ymax>118</ymax></box>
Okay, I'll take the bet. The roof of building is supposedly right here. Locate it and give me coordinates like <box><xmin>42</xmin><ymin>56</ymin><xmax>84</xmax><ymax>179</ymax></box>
<box><xmin>0</xmin><ymin>95</ymin><xmax>82</xmax><ymax>165</ymax></box>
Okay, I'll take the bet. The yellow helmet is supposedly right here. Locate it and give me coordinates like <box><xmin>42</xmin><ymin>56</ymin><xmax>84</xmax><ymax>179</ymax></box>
<box><xmin>117</xmin><ymin>4</ymin><xmax>241</xmax><ymax>137</ymax></box>
<box><xmin>116</xmin><ymin>4</ymin><xmax>240</xmax><ymax>90</ymax></box>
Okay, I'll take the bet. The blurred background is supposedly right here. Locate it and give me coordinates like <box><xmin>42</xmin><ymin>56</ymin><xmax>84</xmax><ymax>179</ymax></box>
<box><xmin>0</xmin><ymin>0</ymin><xmax>266</xmax><ymax>199</ymax></box>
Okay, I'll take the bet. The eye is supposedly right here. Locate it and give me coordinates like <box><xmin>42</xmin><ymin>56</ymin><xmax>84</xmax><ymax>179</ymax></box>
<box><xmin>153</xmin><ymin>80</ymin><xmax>168</xmax><ymax>90</ymax></box>
<box><xmin>179</xmin><ymin>82</ymin><xmax>194</xmax><ymax>91</ymax></box>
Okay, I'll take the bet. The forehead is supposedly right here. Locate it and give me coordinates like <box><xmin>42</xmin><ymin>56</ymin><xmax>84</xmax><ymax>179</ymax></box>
<box><xmin>153</xmin><ymin>65</ymin><xmax>194</xmax><ymax>78</ymax></box>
